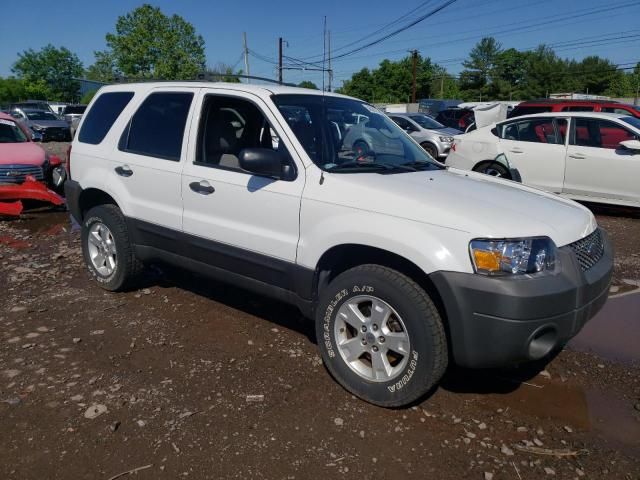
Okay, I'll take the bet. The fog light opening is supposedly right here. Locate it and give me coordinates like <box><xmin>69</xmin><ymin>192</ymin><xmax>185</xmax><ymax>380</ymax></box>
<box><xmin>528</xmin><ymin>327</ymin><xmax>558</xmax><ymax>360</ymax></box>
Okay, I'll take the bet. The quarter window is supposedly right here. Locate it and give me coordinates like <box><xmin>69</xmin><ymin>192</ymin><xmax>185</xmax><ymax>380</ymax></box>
<box><xmin>572</xmin><ymin>118</ymin><xmax>637</xmax><ymax>149</ymax></box>
<box><xmin>119</xmin><ymin>92</ymin><xmax>193</xmax><ymax>161</ymax></box>
<box><xmin>79</xmin><ymin>92</ymin><xmax>134</xmax><ymax>145</ymax></box>
<box><xmin>601</xmin><ymin>107</ymin><xmax>633</xmax><ymax>115</ymax></box>
<box><xmin>560</xmin><ymin>106</ymin><xmax>594</xmax><ymax>112</ymax></box>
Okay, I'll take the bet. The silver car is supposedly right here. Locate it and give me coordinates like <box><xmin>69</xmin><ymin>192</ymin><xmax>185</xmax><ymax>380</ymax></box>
<box><xmin>389</xmin><ymin>113</ymin><xmax>461</xmax><ymax>160</ymax></box>
<box><xmin>10</xmin><ymin>108</ymin><xmax>72</xmax><ymax>142</ymax></box>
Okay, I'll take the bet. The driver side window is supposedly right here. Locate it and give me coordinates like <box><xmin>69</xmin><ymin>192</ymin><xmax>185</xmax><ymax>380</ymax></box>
<box><xmin>195</xmin><ymin>95</ymin><xmax>292</xmax><ymax>173</ymax></box>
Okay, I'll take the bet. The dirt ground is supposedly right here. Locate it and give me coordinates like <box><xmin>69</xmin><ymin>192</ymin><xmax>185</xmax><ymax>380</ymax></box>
<box><xmin>1</xmin><ymin>142</ymin><xmax>639</xmax><ymax>480</ymax></box>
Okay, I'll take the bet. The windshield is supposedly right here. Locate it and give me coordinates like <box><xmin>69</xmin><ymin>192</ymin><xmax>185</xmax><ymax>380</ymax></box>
<box><xmin>409</xmin><ymin>114</ymin><xmax>445</xmax><ymax>130</ymax></box>
<box><xmin>272</xmin><ymin>94</ymin><xmax>441</xmax><ymax>173</ymax></box>
<box><xmin>0</xmin><ymin>119</ymin><xmax>28</xmax><ymax>143</ymax></box>
<box><xmin>25</xmin><ymin>111</ymin><xmax>58</xmax><ymax>121</ymax></box>
<box><xmin>621</xmin><ymin>116</ymin><xmax>640</xmax><ymax>130</ymax></box>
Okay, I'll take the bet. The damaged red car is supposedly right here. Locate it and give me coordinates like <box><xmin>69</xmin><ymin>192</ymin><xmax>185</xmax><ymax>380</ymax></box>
<box><xmin>0</xmin><ymin>112</ymin><xmax>65</xmax><ymax>216</ymax></box>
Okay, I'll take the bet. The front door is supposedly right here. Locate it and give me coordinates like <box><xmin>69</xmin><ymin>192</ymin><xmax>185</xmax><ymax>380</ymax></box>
<box><xmin>181</xmin><ymin>90</ymin><xmax>305</xmax><ymax>288</ymax></box>
<box><xmin>563</xmin><ymin>117</ymin><xmax>640</xmax><ymax>204</ymax></box>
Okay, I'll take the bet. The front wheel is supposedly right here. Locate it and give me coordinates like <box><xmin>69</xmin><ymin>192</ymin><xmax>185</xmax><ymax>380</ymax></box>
<box><xmin>421</xmin><ymin>142</ymin><xmax>439</xmax><ymax>160</ymax></box>
<box><xmin>316</xmin><ymin>265</ymin><xmax>448</xmax><ymax>407</ymax></box>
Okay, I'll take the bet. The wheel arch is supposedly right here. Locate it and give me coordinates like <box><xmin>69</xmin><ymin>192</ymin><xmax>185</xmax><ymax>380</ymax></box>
<box><xmin>78</xmin><ymin>188</ymin><xmax>119</xmax><ymax>220</ymax></box>
<box><xmin>312</xmin><ymin>243</ymin><xmax>453</xmax><ymax>360</ymax></box>
<box><xmin>472</xmin><ymin>159</ymin><xmax>512</xmax><ymax>179</ymax></box>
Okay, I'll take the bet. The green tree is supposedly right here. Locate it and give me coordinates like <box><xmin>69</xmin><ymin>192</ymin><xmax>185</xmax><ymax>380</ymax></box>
<box><xmin>0</xmin><ymin>77</ymin><xmax>52</xmax><ymax>103</ymax></box>
<box><xmin>460</xmin><ymin>37</ymin><xmax>503</xmax><ymax>99</ymax></box>
<box><xmin>298</xmin><ymin>80</ymin><xmax>318</xmax><ymax>90</ymax></box>
<box><xmin>103</xmin><ymin>4</ymin><xmax>205</xmax><ymax>80</ymax></box>
<box><xmin>11</xmin><ymin>44</ymin><xmax>83</xmax><ymax>101</ymax></box>
<box><xmin>205</xmin><ymin>63</ymin><xmax>242</xmax><ymax>83</ymax></box>
<box><xmin>80</xmin><ymin>90</ymin><xmax>98</xmax><ymax>104</ymax></box>
<box><xmin>86</xmin><ymin>50</ymin><xmax>119</xmax><ymax>83</ymax></box>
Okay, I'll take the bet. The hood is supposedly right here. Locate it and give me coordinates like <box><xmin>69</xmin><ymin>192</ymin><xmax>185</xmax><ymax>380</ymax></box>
<box><xmin>0</xmin><ymin>142</ymin><xmax>46</xmax><ymax>166</ymax></box>
<box><xmin>27</xmin><ymin>119</ymin><xmax>69</xmax><ymax>128</ymax></box>
<box><xmin>433</xmin><ymin>126</ymin><xmax>462</xmax><ymax>136</ymax></box>
<box><xmin>322</xmin><ymin>168</ymin><xmax>596</xmax><ymax>247</ymax></box>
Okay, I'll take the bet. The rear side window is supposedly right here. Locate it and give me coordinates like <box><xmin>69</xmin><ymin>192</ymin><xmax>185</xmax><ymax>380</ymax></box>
<box><xmin>601</xmin><ymin>107</ymin><xmax>633</xmax><ymax>115</ymax></box>
<box><xmin>499</xmin><ymin>118</ymin><xmax>564</xmax><ymax>144</ymax></box>
<box><xmin>119</xmin><ymin>92</ymin><xmax>193</xmax><ymax>161</ymax></box>
<box><xmin>509</xmin><ymin>106</ymin><xmax>553</xmax><ymax>118</ymax></box>
<box><xmin>78</xmin><ymin>92</ymin><xmax>134</xmax><ymax>144</ymax></box>
<box><xmin>561</xmin><ymin>106</ymin><xmax>594</xmax><ymax>112</ymax></box>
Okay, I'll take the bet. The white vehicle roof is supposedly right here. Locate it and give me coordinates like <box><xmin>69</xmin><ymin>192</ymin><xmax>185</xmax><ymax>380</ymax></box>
<box><xmin>95</xmin><ymin>81</ymin><xmax>355</xmax><ymax>100</ymax></box>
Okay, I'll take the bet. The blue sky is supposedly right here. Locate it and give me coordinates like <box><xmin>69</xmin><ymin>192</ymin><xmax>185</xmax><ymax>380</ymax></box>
<box><xmin>1</xmin><ymin>0</ymin><xmax>639</xmax><ymax>88</ymax></box>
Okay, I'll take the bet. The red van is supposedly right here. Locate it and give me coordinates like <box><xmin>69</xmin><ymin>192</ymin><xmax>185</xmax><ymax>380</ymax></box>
<box><xmin>509</xmin><ymin>99</ymin><xmax>640</xmax><ymax>119</ymax></box>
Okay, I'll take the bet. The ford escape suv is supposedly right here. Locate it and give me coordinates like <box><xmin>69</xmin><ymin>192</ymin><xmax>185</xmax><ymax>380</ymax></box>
<box><xmin>65</xmin><ymin>83</ymin><xmax>613</xmax><ymax>407</ymax></box>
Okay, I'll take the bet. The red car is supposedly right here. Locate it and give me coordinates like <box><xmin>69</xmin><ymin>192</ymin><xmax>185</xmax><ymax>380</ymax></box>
<box><xmin>509</xmin><ymin>99</ymin><xmax>640</xmax><ymax>118</ymax></box>
<box><xmin>0</xmin><ymin>112</ymin><xmax>65</xmax><ymax>216</ymax></box>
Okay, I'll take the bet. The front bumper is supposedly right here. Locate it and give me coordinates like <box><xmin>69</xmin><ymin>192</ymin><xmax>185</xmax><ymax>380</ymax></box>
<box><xmin>430</xmin><ymin>229</ymin><xmax>613</xmax><ymax>368</ymax></box>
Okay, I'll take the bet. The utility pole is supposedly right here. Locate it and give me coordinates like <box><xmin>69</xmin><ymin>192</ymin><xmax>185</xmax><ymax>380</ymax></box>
<box><xmin>411</xmin><ymin>49</ymin><xmax>418</xmax><ymax>103</ymax></box>
<box><xmin>243</xmin><ymin>32</ymin><xmax>250</xmax><ymax>83</ymax></box>
<box><xmin>278</xmin><ymin>37</ymin><xmax>283</xmax><ymax>85</ymax></box>
<box><xmin>328</xmin><ymin>30</ymin><xmax>332</xmax><ymax>92</ymax></box>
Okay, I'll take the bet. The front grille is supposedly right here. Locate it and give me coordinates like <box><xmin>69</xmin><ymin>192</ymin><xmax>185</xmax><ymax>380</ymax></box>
<box><xmin>0</xmin><ymin>164</ymin><xmax>45</xmax><ymax>184</ymax></box>
<box><xmin>567</xmin><ymin>228</ymin><xmax>604</xmax><ymax>272</ymax></box>
<box><xmin>43</xmin><ymin>127</ymin><xmax>69</xmax><ymax>139</ymax></box>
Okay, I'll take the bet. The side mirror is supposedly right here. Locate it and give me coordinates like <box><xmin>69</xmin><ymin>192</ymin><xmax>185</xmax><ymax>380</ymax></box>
<box><xmin>239</xmin><ymin>148</ymin><xmax>287</xmax><ymax>179</ymax></box>
<box><xmin>620</xmin><ymin>139</ymin><xmax>640</xmax><ymax>153</ymax></box>
<box><xmin>31</xmin><ymin>131</ymin><xmax>43</xmax><ymax>142</ymax></box>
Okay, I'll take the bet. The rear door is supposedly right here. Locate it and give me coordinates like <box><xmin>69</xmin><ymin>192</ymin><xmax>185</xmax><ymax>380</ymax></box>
<box><xmin>110</xmin><ymin>87</ymin><xmax>197</xmax><ymax>243</ymax></box>
<box><xmin>496</xmin><ymin>116</ymin><xmax>568</xmax><ymax>192</ymax></box>
<box><xmin>563</xmin><ymin>117</ymin><xmax>640</xmax><ymax>204</ymax></box>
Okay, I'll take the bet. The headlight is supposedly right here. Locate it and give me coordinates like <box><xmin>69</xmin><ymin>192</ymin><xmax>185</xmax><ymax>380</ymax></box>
<box><xmin>470</xmin><ymin>237</ymin><xmax>557</xmax><ymax>276</ymax></box>
<box><xmin>439</xmin><ymin>136</ymin><xmax>454</xmax><ymax>143</ymax></box>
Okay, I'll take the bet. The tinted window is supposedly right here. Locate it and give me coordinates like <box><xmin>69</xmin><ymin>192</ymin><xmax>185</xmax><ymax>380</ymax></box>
<box><xmin>79</xmin><ymin>92</ymin><xmax>134</xmax><ymax>144</ymax></box>
<box><xmin>120</xmin><ymin>92</ymin><xmax>193</xmax><ymax>161</ymax></box>
<box><xmin>499</xmin><ymin>118</ymin><xmax>563</xmax><ymax>144</ymax></box>
<box><xmin>390</xmin><ymin>116</ymin><xmax>411</xmax><ymax>129</ymax></box>
<box><xmin>572</xmin><ymin>118</ymin><xmax>637</xmax><ymax>149</ymax></box>
<box><xmin>409</xmin><ymin>114</ymin><xmax>445</xmax><ymax>129</ymax></box>
<box><xmin>601</xmin><ymin>107</ymin><xmax>632</xmax><ymax>115</ymax></box>
<box><xmin>509</xmin><ymin>106</ymin><xmax>553</xmax><ymax>118</ymax></box>
<box><xmin>561</xmin><ymin>106</ymin><xmax>594</xmax><ymax>112</ymax></box>
<box><xmin>621</xmin><ymin>116</ymin><xmax>640</xmax><ymax>130</ymax></box>
<box><xmin>196</xmin><ymin>95</ymin><xmax>291</xmax><ymax>174</ymax></box>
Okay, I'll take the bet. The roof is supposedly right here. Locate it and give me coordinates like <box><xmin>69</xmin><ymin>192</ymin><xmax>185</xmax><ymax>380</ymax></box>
<box><xmin>517</xmin><ymin>98</ymin><xmax>620</xmax><ymax>105</ymax></box>
<box><xmin>97</xmin><ymin>81</ymin><xmax>354</xmax><ymax>100</ymax></box>
<box><xmin>504</xmin><ymin>111</ymin><xmax>633</xmax><ymax>121</ymax></box>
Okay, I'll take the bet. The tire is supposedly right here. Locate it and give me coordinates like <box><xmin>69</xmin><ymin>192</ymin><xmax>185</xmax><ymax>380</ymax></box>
<box><xmin>421</xmin><ymin>142</ymin><xmax>439</xmax><ymax>160</ymax></box>
<box><xmin>315</xmin><ymin>265</ymin><xmax>448</xmax><ymax>407</ymax></box>
<box><xmin>81</xmin><ymin>204</ymin><xmax>143</xmax><ymax>291</ymax></box>
<box><xmin>473</xmin><ymin>161</ymin><xmax>510</xmax><ymax>179</ymax></box>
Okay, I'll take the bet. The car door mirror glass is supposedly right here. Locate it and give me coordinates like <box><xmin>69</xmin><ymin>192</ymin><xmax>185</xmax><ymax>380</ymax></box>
<box><xmin>239</xmin><ymin>148</ymin><xmax>286</xmax><ymax>179</ymax></box>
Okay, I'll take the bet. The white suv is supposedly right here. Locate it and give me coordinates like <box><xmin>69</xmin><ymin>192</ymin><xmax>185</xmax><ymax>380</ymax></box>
<box><xmin>65</xmin><ymin>82</ymin><xmax>613</xmax><ymax>407</ymax></box>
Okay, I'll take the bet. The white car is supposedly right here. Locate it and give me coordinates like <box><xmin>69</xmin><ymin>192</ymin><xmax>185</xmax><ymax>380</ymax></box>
<box><xmin>65</xmin><ymin>83</ymin><xmax>612</xmax><ymax>407</ymax></box>
<box><xmin>446</xmin><ymin>112</ymin><xmax>640</xmax><ymax>208</ymax></box>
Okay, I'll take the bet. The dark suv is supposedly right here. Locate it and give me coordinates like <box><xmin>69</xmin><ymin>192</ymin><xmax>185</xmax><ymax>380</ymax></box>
<box><xmin>509</xmin><ymin>99</ymin><xmax>640</xmax><ymax>119</ymax></box>
<box><xmin>435</xmin><ymin>107</ymin><xmax>474</xmax><ymax>130</ymax></box>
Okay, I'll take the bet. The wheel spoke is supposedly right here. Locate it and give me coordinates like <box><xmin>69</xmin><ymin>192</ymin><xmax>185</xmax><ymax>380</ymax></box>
<box><xmin>338</xmin><ymin>337</ymin><xmax>365</xmax><ymax>363</ymax></box>
<box><xmin>106</xmin><ymin>254</ymin><xmax>116</xmax><ymax>272</ymax></box>
<box><xmin>371</xmin><ymin>350</ymin><xmax>393</xmax><ymax>380</ymax></box>
<box><xmin>339</xmin><ymin>302</ymin><xmax>367</xmax><ymax>330</ymax></box>
<box><xmin>98</xmin><ymin>225</ymin><xmax>109</xmax><ymax>242</ymax></box>
<box><xmin>383</xmin><ymin>331</ymin><xmax>409</xmax><ymax>355</ymax></box>
<box><xmin>369</xmin><ymin>298</ymin><xmax>391</xmax><ymax>326</ymax></box>
<box><xmin>93</xmin><ymin>252</ymin><xmax>105</xmax><ymax>268</ymax></box>
<box><xmin>88</xmin><ymin>231</ymin><xmax>101</xmax><ymax>248</ymax></box>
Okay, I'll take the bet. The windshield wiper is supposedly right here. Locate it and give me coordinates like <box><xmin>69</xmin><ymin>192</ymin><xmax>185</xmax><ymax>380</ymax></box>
<box><xmin>401</xmin><ymin>160</ymin><xmax>441</xmax><ymax>170</ymax></box>
<box><xmin>328</xmin><ymin>161</ymin><xmax>416</xmax><ymax>172</ymax></box>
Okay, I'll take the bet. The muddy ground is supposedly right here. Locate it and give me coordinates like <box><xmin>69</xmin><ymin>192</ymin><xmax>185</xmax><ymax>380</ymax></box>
<box><xmin>1</xmin><ymin>142</ymin><xmax>639</xmax><ymax>479</ymax></box>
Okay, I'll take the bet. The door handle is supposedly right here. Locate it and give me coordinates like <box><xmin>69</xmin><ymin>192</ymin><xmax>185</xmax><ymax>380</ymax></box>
<box><xmin>189</xmin><ymin>180</ymin><xmax>215</xmax><ymax>195</ymax></box>
<box><xmin>115</xmin><ymin>165</ymin><xmax>133</xmax><ymax>177</ymax></box>
<box><xmin>509</xmin><ymin>148</ymin><xmax>524</xmax><ymax>154</ymax></box>
<box><xmin>569</xmin><ymin>153</ymin><xmax>586</xmax><ymax>159</ymax></box>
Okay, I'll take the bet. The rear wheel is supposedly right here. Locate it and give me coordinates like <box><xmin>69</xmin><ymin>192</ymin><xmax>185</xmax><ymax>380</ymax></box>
<box><xmin>420</xmin><ymin>142</ymin><xmax>438</xmax><ymax>160</ymax></box>
<box><xmin>81</xmin><ymin>205</ymin><xmax>143</xmax><ymax>291</ymax></box>
<box><xmin>473</xmin><ymin>161</ymin><xmax>510</xmax><ymax>179</ymax></box>
<box><xmin>316</xmin><ymin>265</ymin><xmax>448</xmax><ymax>407</ymax></box>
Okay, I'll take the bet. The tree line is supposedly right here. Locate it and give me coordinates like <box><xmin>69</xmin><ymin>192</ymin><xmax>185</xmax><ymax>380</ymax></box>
<box><xmin>337</xmin><ymin>37</ymin><xmax>640</xmax><ymax>103</ymax></box>
<box><xmin>1</xmin><ymin>3</ymin><xmax>637</xmax><ymax>105</ymax></box>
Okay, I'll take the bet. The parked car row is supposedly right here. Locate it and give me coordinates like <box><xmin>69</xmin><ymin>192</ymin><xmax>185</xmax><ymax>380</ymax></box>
<box><xmin>3</xmin><ymin>101</ymin><xmax>87</xmax><ymax>142</ymax></box>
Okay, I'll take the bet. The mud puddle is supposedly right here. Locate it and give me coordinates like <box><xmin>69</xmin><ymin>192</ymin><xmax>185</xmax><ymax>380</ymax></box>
<box><xmin>570</xmin><ymin>291</ymin><xmax>640</xmax><ymax>365</ymax></box>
